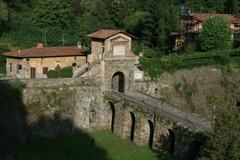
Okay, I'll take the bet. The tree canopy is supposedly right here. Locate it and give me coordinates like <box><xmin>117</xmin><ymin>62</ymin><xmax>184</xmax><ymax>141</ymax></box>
<box><xmin>0</xmin><ymin>0</ymin><xmax>239</xmax><ymax>52</ymax></box>
<box><xmin>200</xmin><ymin>16</ymin><xmax>232</xmax><ymax>51</ymax></box>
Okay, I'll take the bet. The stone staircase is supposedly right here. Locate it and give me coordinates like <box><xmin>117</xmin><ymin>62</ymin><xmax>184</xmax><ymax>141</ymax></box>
<box><xmin>73</xmin><ymin>60</ymin><xmax>101</xmax><ymax>78</ymax></box>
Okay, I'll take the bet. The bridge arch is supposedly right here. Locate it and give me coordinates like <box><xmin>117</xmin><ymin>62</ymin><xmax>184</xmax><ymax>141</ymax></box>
<box><xmin>110</xmin><ymin>102</ymin><xmax>116</xmax><ymax>133</ymax></box>
<box><xmin>122</xmin><ymin>111</ymin><xmax>136</xmax><ymax>141</ymax></box>
<box><xmin>111</xmin><ymin>71</ymin><xmax>125</xmax><ymax>93</ymax></box>
<box><xmin>168</xmin><ymin>129</ymin><xmax>175</xmax><ymax>155</ymax></box>
<box><xmin>148</xmin><ymin>120</ymin><xmax>154</xmax><ymax>148</ymax></box>
<box><xmin>130</xmin><ymin>112</ymin><xmax>136</xmax><ymax>142</ymax></box>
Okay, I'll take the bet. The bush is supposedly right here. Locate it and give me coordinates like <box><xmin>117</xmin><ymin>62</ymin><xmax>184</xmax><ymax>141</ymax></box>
<box><xmin>200</xmin><ymin>16</ymin><xmax>232</xmax><ymax>51</ymax></box>
<box><xmin>47</xmin><ymin>67</ymin><xmax>73</xmax><ymax>78</ymax></box>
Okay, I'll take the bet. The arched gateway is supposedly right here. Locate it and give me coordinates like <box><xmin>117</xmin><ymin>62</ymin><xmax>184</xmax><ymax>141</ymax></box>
<box><xmin>111</xmin><ymin>72</ymin><xmax>125</xmax><ymax>93</ymax></box>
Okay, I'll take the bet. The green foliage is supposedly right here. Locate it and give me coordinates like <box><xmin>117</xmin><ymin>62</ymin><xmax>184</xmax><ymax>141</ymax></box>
<box><xmin>47</xmin><ymin>67</ymin><xmax>73</xmax><ymax>78</ymax></box>
<box><xmin>201</xmin><ymin>105</ymin><xmax>240</xmax><ymax>160</ymax></box>
<box><xmin>0</xmin><ymin>1</ymin><xmax>8</xmax><ymax>22</ymax></box>
<box><xmin>141</xmin><ymin>0</ymin><xmax>180</xmax><ymax>50</ymax></box>
<box><xmin>108</xmin><ymin>0</ymin><xmax>135</xmax><ymax>28</ymax></box>
<box><xmin>32</xmin><ymin>0</ymin><xmax>73</xmax><ymax>29</ymax></box>
<box><xmin>200</xmin><ymin>16</ymin><xmax>232</xmax><ymax>51</ymax></box>
<box><xmin>140</xmin><ymin>50</ymin><xmax>231</xmax><ymax>80</ymax></box>
<box><xmin>124</xmin><ymin>11</ymin><xmax>150</xmax><ymax>38</ymax></box>
<box><xmin>174</xmin><ymin>76</ymin><xmax>197</xmax><ymax>112</ymax></box>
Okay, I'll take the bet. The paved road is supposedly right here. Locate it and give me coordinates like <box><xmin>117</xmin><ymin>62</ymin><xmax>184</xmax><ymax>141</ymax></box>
<box><xmin>108</xmin><ymin>91</ymin><xmax>213</xmax><ymax>133</ymax></box>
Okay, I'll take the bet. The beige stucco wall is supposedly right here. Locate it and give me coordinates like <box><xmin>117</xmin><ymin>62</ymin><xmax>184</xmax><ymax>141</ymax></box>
<box><xmin>88</xmin><ymin>39</ymin><xmax>104</xmax><ymax>63</ymax></box>
<box><xmin>88</xmin><ymin>33</ymin><xmax>133</xmax><ymax>63</ymax></box>
<box><xmin>6</xmin><ymin>56</ymin><xmax>87</xmax><ymax>79</ymax></box>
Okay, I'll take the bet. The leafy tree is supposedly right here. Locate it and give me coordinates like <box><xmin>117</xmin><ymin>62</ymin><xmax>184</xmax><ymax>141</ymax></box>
<box><xmin>0</xmin><ymin>1</ymin><xmax>8</xmax><ymax>23</ymax></box>
<box><xmin>200</xmin><ymin>16</ymin><xmax>232</xmax><ymax>51</ymax></box>
<box><xmin>201</xmin><ymin>104</ymin><xmax>240</xmax><ymax>160</ymax></box>
<box><xmin>32</xmin><ymin>0</ymin><xmax>73</xmax><ymax>29</ymax></box>
<box><xmin>108</xmin><ymin>0</ymin><xmax>135</xmax><ymax>28</ymax></box>
<box><xmin>123</xmin><ymin>11</ymin><xmax>150</xmax><ymax>38</ymax></box>
<box><xmin>142</xmin><ymin>0</ymin><xmax>179</xmax><ymax>51</ymax></box>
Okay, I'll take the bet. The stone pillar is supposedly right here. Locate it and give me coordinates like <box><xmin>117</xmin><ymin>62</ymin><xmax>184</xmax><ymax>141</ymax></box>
<box><xmin>112</xmin><ymin>102</ymin><xmax>125</xmax><ymax>137</ymax></box>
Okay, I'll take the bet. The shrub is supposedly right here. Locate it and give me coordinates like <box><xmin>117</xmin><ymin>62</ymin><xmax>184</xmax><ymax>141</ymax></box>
<box><xmin>200</xmin><ymin>16</ymin><xmax>232</xmax><ymax>51</ymax></box>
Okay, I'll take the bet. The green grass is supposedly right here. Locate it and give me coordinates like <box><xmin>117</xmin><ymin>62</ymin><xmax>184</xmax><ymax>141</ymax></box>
<box><xmin>47</xmin><ymin>66</ymin><xmax>73</xmax><ymax>78</ymax></box>
<box><xmin>18</xmin><ymin>130</ymin><xmax>172</xmax><ymax>160</ymax></box>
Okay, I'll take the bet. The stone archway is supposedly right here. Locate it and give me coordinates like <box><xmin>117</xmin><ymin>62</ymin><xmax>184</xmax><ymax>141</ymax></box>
<box><xmin>148</xmin><ymin>120</ymin><xmax>154</xmax><ymax>148</ymax></box>
<box><xmin>112</xmin><ymin>72</ymin><xmax>125</xmax><ymax>93</ymax></box>
<box><xmin>110</xmin><ymin>102</ymin><xmax>116</xmax><ymax>133</ymax></box>
<box><xmin>122</xmin><ymin>111</ymin><xmax>136</xmax><ymax>141</ymax></box>
<box><xmin>168</xmin><ymin>129</ymin><xmax>175</xmax><ymax>155</ymax></box>
<box><xmin>130</xmin><ymin>112</ymin><xmax>136</xmax><ymax>142</ymax></box>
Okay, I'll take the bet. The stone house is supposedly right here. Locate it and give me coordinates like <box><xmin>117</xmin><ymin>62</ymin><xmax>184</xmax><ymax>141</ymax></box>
<box><xmin>171</xmin><ymin>13</ymin><xmax>240</xmax><ymax>51</ymax></box>
<box><xmin>3</xmin><ymin>43</ymin><xmax>87</xmax><ymax>79</ymax></box>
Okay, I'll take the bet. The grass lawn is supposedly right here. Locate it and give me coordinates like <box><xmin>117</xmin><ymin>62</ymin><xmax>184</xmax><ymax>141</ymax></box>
<box><xmin>18</xmin><ymin>130</ymin><xmax>173</xmax><ymax>160</ymax></box>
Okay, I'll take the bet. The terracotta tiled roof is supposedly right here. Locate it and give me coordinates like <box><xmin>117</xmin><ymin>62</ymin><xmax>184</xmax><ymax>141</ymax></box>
<box><xmin>2</xmin><ymin>46</ymin><xmax>86</xmax><ymax>58</ymax></box>
<box><xmin>192</xmin><ymin>13</ymin><xmax>238</xmax><ymax>23</ymax></box>
<box><xmin>87</xmin><ymin>29</ymin><xmax>135</xmax><ymax>40</ymax></box>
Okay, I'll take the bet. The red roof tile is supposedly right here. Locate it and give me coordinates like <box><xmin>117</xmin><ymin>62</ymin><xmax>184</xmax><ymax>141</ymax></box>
<box><xmin>87</xmin><ymin>29</ymin><xmax>135</xmax><ymax>40</ymax></box>
<box><xmin>2</xmin><ymin>46</ymin><xmax>86</xmax><ymax>58</ymax></box>
<box><xmin>192</xmin><ymin>13</ymin><xmax>238</xmax><ymax>23</ymax></box>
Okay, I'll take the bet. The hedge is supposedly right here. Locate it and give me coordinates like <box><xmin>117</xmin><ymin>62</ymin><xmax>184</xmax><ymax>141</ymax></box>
<box><xmin>140</xmin><ymin>49</ymin><xmax>239</xmax><ymax>80</ymax></box>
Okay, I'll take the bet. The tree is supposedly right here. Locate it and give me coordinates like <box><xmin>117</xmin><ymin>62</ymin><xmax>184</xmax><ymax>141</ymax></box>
<box><xmin>107</xmin><ymin>0</ymin><xmax>135</xmax><ymax>28</ymax></box>
<box><xmin>142</xmin><ymin>0</ymin><xmax>179</xmax><ymax>51</ymax></box>
<box><xmin>32</xmin><ymin>0</ymin><xmax>73</xmax><ymax>29</ymax></box>
<box><xmin>200</xmin><ymin>16</ymin><xmax>232</xmax><ymax>51</ymax></box>
<box><xmin>201</xmin><ymin>104</ymin><xmax>240</xmax><ymax>160</ymax></box>
<box><xmin>0</xmin><ymin>1</ymin><xmax>8</xmax><ymax>23</ymax></box>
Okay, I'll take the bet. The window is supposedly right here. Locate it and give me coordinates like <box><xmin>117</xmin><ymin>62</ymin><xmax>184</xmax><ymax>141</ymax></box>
<box><xmin>43</xmin><ymin>67</ymin><xmax>48</xmax><ymax>74</ymax></box>
<box><xmin>10</xmin><ymin>63</ymin><xmax>12</xmax><ymax>72</ymax></box>
<box><xmin>17</xmin><ymin>64</ymin><xmax>22</xmax><ymax>74</ymax></box>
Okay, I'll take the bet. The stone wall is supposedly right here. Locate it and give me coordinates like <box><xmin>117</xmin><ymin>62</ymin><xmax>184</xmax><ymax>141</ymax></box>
<box><xmin>134</xmin><ymin>66</ymin><xmax>240</xmax><ymax>120</ymax></box>
<box><xmin>21</xmin><ymin>78</ymin><xmax>106</xmax><ymax>138</ymax></box>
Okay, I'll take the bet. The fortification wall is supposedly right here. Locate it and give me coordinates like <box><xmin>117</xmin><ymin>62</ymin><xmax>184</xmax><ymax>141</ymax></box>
<box><xmin>21</xmin><ymin>78</ymin><xmax>107</xmax><ymax>138</ymax></box>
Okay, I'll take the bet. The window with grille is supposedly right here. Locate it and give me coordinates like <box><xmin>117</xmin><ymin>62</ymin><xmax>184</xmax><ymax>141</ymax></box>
<box><xmin>43</xmin><ymin>67</ymin><xmax>48</xmax><ymax>74</ymax></box>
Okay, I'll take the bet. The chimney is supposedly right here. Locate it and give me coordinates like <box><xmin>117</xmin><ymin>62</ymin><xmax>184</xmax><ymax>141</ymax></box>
<box><xmin>77</xmin><ymin>42</ymin><xmax>82</xmax><ymax>49</ymax></box>
<box><xmin>18</xmin><ymin>50</ymin><xmax>21</xmax><ymax>53</ymax></box>
<box><xmin>36</xmin><ymin>43</ymin><xmax>44</xmax><ymax>48</ymax></box>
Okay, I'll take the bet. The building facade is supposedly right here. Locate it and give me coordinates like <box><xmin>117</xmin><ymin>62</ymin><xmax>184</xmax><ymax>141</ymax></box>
<box><xmin>3</xmin><ymin>44</ymin><xmax>87</xmax><ymax>79</ymax></box>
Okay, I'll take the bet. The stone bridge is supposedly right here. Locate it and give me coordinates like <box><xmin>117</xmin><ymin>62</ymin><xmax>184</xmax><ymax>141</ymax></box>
<box><xmin>103</xmin><ymin>90</ymin><xmax>212</xmax><ymax>159</ymax></box>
